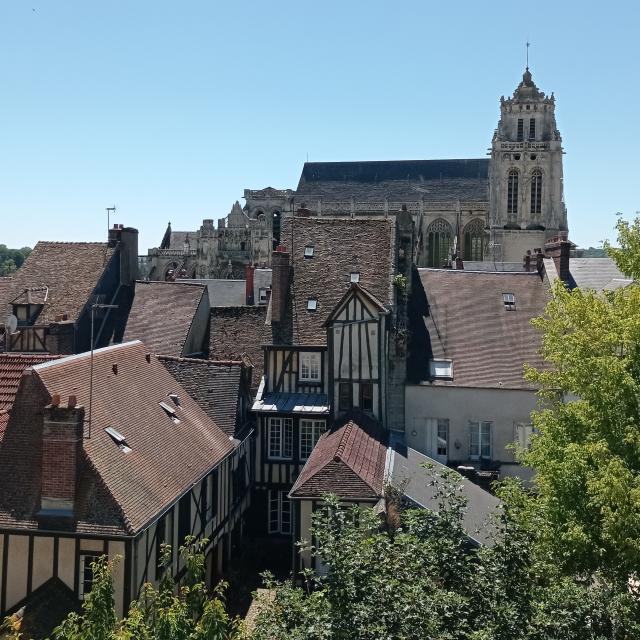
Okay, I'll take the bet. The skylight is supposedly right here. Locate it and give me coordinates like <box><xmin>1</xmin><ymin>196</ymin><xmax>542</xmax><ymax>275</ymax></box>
<box><xmin>105</xmin><ymin>427</ymin><xmax>132</xmax><ymax>454</ymax></box>
<box><xmin>350</xmin><ymin>272</ymin><xmax>360</xmax><ymax>283</ymax></box>
<box><xmin>168</xmin><ymin>393</ymin><xmax>181</xmax><ymax>407</ymax></box>
<box><xmin>307</xmin><ymin>298</ymin><xmax>318</xmax><ymax>312</ymax></box>
<box><xmin>159</xmin><ymin>401</ymin><xmax>181</xmax><ymax>424</ymax></box>
<box><xmin>304</xmin><ymin>245</ymin><xmax>314</xmax><ymax>258</ymax></box>
<box><xmin>502</xmin><ymin>293</ymin><xmax>516</xmax><ymax>310</ymax></box>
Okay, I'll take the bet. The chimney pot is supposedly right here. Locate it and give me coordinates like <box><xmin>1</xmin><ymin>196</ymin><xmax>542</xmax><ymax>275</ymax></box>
<box><xmin>68</xmin><ymin>395</ymin><xmax>77</xmax><ymax>408</ymax></box>
<box><xmin>51</xmin><ymin>393</ymin><xmax>60</xmax><ymax>407</ymax></box>
<box><xmin>112</xmin><ymin>363</ymin><xmax>118</xmax><ymax>375</ymax></box>
<box><xmin>245</xmin><ymin>263</ymin><xmax>256</xmax><ymax>305</ymax></box>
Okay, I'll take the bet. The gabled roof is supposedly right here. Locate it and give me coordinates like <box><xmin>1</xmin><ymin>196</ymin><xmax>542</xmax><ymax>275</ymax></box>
<box><xmin>289</xmin><ymin>414</ymin><xmax>387</xmax><ymax>500</ymax></box>
<box><xmin>412</xmin><ymin>269</ymin><xmax>548</xmax><ymax>389</ymax></box>
<box><xmin>568</xmin><ymin>257</ymin><xmax>632</xmax><ymax>291</ymax></box>
<box><xmin>323</xmin><ymin>283</ymin><xmax>388</xmax><ymax>327</ymax></box>
<box><xmin>296</xmin><ymin>159</ymin><xmax>489</xmax><ymax>202</ymax></box>
<box><xmin>123</xmin><ymin>281</ymin><xmax>207</xmax><ymax>357</ymax></box>
<box><xmin>0</xmin><ymin>341</ymin><xmax>234</xmax><ymax>536</ymax></box>
<box><xmin>0</xmin><ymin>242</ymin><xmax>114</xmax><ymax>325</ymax></box>
<box><xmin>158</xmin><ymin>355</ymin><xmax>246</xmax><ymax>438</ymax></box>
<box><xmin>266</xmin><ymin>217</ymin><xmax>395</xmax><ymax>346</ymax></box>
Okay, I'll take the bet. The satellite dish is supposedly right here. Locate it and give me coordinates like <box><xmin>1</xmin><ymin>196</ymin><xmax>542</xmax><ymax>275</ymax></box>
<box><xmin>5</xmin><ymin>314</ymin><xmax>17</xmax><ymax>334</ymax></box>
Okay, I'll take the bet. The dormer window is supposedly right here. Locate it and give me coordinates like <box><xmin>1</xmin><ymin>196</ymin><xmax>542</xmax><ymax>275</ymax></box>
<box><xmin>307</xmin><ymin>298</ymin><xmax>318</xmax><ymax>312</ymax></box>
<box><xmin>300</xmin><ymin>352</ymin><xmax>321</xmax><ymax>382</ymax></box>
<box><xmin>429</xmin><ymin>359</ymin><xmax>453</xmax><ymax>379</ymax></box>
<box><xmin>304</xmin><ymin>245</ymin><xmax>314</xmax><ymax>258</ymax></box>
<box><xmin>502</xmin><ymin>293</ymin><xmax>516</xmax><ymax>310</ymax></box>
<box><xmin>350</xmin><ymin>272</ymin><xmax>360</xmax><ymax>283</ymax></box>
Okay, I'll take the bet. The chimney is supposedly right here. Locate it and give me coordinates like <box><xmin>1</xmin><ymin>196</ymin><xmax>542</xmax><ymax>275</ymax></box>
<box><xmin>107</xmin><ymin>224</ymin><xmax>139</xmax><ymax>285</ymax></box>
<box><xmin>245</xmin><ymin>264</ymin><xmax>256</xmax><ymax>305</ymax></box>
<box><xmin>544</xmin><ymin>237</ymin><xmax>571</xmax><ymax>284</ymax></box>
<box><xmin>523</xmin><ymin>250</ymin><xmax>532</xmax><ymax>272</ymax></box>
<box><xmin>271</xmin><ymin>247</ymin><xmax>290</xmax><ymax>323</ymax></box>
<box><xmin>455</xmin><ymin>256</ymin><xmax>464</xmax><ymax>270</ymax></box>
<box><xmin>39</xmin><ymin>401</ymin><xmax>85</xmax><ymax>517</ymax></box>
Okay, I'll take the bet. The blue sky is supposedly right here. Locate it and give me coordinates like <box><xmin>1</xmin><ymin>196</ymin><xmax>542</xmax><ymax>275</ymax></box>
<box><xmin>1</xmin><ymin>1</ymin><xmax>638</xmax><ymax>252</ymax></box>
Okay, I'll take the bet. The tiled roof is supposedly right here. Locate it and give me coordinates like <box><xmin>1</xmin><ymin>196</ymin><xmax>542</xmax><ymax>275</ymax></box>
<box><xmin>0</xmin><ymin>242</ymin><xmax>114</xmax><ymax>325</ymax></box>
<box><xmin>296</xmin><ymin>159</ymin><xmax>489</xmax><ymax>202</ymax></box>
<box><xmin>180</xmin><ymin>279</ymin><xmax>246</xmax><ymax>306</ymax></box>
<box><xmin>412</xmin><ymin>269</ymin><xmax>548</xmax><ymax>389</ymax></box>
<box><xmin>289</xmin><ymin>414</ymin><xmax>387</xmax><ymax>500</ymax></box>
<box><xmin>123</xmin><ymin>281</ymin><xmax>207</xmax><ymax>357</ymax></box>
<box><xmin>0</xmin><ymin>353</ymin><xmax>60</xmax><ymax>440</ymax></box>
<box><xmin>267</xmin><ymin>217</ymin><xmax>394</xmax><ymax>346</ymax></box>
<box><xmin>158</xmin><ymin>355</ymin><xmax>246</xmax><ymax>438</ymax></box>
<box><xmin>0</xmin><ymin>341</ymin><xmax>234</xmax><ymax>536</ymax></box>
<box><xmin>210</xmin><ymin>306</ymin><xmax>267</xmax><ymax>389</ymax></box>
<box><xmin>569</xmin><ymin>257</ymin><xmax>632</xmax><ymax>291</ymax></box>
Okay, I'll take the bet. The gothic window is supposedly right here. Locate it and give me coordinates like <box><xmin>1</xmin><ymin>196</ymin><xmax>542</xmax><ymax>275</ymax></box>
<box><xmin>507</xmin><ymin>170</ymin><xmax>519</xmax><ymax>215</ymax></box>
<box><xmin>425</xmin><ymin>219</ymin><xmax>453</xmax><ymax>268</ymax></box>
<box><xmin>517</xmin><ymin>118</ymin><xmax>524</xmax><ymax>141</ymax></box>
<box><xmin>529</xmin><ymin>118</ymin><xmax>536</xmax><ymax>140</ymax></box>
<box><xmin>530</xmin><ymin>169</ymin><xmax>542</xmax><ymax>215</ymax></box>
<box><xmin>462</xmin><ymin>218</ymin><xmax>485</xmax><ymax>261</ymax></box>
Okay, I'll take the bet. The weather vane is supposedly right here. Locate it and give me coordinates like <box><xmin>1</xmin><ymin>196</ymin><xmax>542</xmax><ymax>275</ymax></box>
<box><xmin>526</xmin><ymin>41</ymin><xmax>530</xmax><ymax>69</ymax></box>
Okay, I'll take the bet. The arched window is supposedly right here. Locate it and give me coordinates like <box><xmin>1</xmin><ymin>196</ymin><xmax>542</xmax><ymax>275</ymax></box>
<box><xmin>426</xmin><ymin>219</ymin><xmax>453</xmax><ymax>268</ymax></box>
<box><xmin>463</xmin><ymin>218</ymin><xmax>485</xmax><ymax>261</ymax></box>
<box><xmin>507</xmin><ymin>169</ymin><xmax>519</xmax><ymax>214</ymax></box>
<box><xmin>530</xmin><ymin>169</ymin><xmax>542</xmax><ymax>215</ymax></box>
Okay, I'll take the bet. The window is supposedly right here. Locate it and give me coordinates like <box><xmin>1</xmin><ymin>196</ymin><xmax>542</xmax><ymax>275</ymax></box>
<box><xmin>232</xmin><ymin>455</ymin><xmax>248</xmax><ymax>504</ymax></box>
<box><xmin>104</xmin><ymin>427</ymin><xmax>131</xmax><ymax>454</ymax></box>
<box><xmin>469</xmin><ymin>421</ymin><xmax>492</xmax><ymax>460</ymax></box>
<box><xmin>159</xmin><ymin>401</ymin><xmax>181</xmax><ymax>425</ymax></box>
<box><xmin>338</xmin><ymin>382</ymin><xmax>352</xmax><ymax>412</ymax></box>
<box><xmin>307</xmin><ymin>298</ymin><xmax>318</xmax><ymax>312</ymax></box>
<box><xmin>436</xmin><ymin>419</ymin><xmax>448</xmax><ymax>456</ymax></box>
<box><xmin>268</xmin><ymin>417</ymin><xmax>293</xmax><ymax>459</ymax></box>
<box><xmin>350</xmin><ymin>272</ymin><xmax>360</xmax><ymax>283</ymax></box>
<box><xmin>300</xmin><ymin>419</ymin><xmax>326</xmax><ymax>459</ymax></box>
<box><xmin>426</xmin><ymin>219</ymin><xmax>453</xmax><ymax>268</ymax></box>
<box><xmin>502</xmin><ymin>292</ymin><xmax>516</xmax><ymax>310</ymax></box>
<box><xmin>507</xmin><ymin>170</ymin><xmax>519</xmax><ymax>214</ymax></box>
<box><xmin>304</xmin><ymin>245</ymin><xmax>314</xmax><ymax>258</ymax></box>
<box><xmin>530</xmin><ymin>169</ymin><xmax>542</xmax><ymax>215</ymax></box>
<box><xmin>515</xmin><ymin>422</ymin><xmax>537</xmax><ymax>450</ymax></box>
<box><xmin>517</xmin><ymin>118</ymin><xmax>524</xmax><ymax>141</ymax></box>
<box><xmin>178</xmin><ymin>493</ymin><xmax>191</xmax><ymax>548</ymax></box>
<box><xmin>429</xmin><ymin>359</ymin><xmax>453</xmax><ymax>379</ymax></box>
<box><xmin>300</xmin><ymin>352</ymin><xmax>321</xmax><ymax>382</ymax></box>
<box><xmin>258</xmin><ymin>287</ymin><xmax>268</xmax><ymax>304</ymax></box>
<box><xmin>463</xmin><ymin>218</ymin><xmax>485</xmax><ymax>261</ymax></box>
<box><xmin>268</xmin><ymin>490</ymin><xmax>292</xmax><ymax>535</ymax></box>
<box><xmin>209</xmin><ymin>468</ymin><xmax>219</xmax><ymax>520</ymax></box>
<box><xmin>79</xmin><ymin>554</ymin><xmax>100</xmax><ymax>600</ymax></box>
<box><xmin>529</xmin><ymin>118</ymin><xmax>536</xmax><ymax>140</ymax></box>
<box><xmin>359</xmin><ymin>382</ymin><xmax>374</xmax><ymax>413</ymax></box>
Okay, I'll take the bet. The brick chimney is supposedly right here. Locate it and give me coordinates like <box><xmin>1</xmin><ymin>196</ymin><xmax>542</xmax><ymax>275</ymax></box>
<box><xmin>108</xmin><ymin>224</ymin><xmax>139</xmax><ymax>286</ymax></box>
<box><xmin>271</xmin><ymin>247</ymin><xmax>290</xmax><ymax>323</ymax></box>
<box><xmin>544</xmin><ymin>237</ymin><xmax>571</xmax><ymax>284</ymax></box>
<box><xmin>245</xmin><ymin>264</ymin><xmax>256</xmax><ymax>306</ymax></box>
<box><xmin>39</xmin><ymin>399</ymin><xmax>85</xmax><ymax>517</ymax></box>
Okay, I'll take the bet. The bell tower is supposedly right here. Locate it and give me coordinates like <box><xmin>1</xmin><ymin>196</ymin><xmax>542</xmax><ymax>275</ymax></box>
<box><xmin>488</xmin><ymin>68</ymin><xmax>567</xmax><ymax>259</ymax></box>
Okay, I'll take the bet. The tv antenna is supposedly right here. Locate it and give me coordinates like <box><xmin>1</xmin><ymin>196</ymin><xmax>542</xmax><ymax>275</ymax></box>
<box><xmin>526</xmin><ymin>41</ymin><xmax>530</xmax><ymax>69</ymax></box>
<box><xmin>106</xmin><ymin>205</ymin><xmax>116</xmax><ymax>233</ymax></box>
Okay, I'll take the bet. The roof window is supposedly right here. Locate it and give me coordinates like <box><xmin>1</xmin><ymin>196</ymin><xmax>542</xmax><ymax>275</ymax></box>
<box><xmin>307</xmin><ymin>298</ymin><xmax>318</xmax><ymax>312</ymax></box>
<box><xmin>502</xmin><ymin>292</ymin><xmax>516</xmax><ymax>310</ymax></box>
<box><xmin>159</xmin><ymin>401</ymin><xmax>181</xmax><ymax>424</ymax></box>
<box><xmin>304</xmin><ymin>245</ymin><xmax>314</xmax><ymax>258</ymax></box>
<box><xmin>105</xmin><ymin>427</ymin><xmax>132</xmax><ymax>454</ymax></box>
<box><xmin>168</xmin><ymin>393</ymin><xmax>181</xmax><ymax>407</ymax></box>
<box><xmin>429</xmin><ymin>359</ymin><xmax>453</xmax><ymax>379</ymax></box>
<box><xmin>350</xmin><ymin>272</ymin><xmax>360</xmax><ymax>283</ymax></box>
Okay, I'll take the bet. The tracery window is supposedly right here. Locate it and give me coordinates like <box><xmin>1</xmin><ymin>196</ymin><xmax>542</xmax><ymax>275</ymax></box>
<box><xmin>530</xmin><ymin>169</ymin><xmax>542</xmax><ymax>215</ymax></box>
<box><xmin>507</xmin><ymin>170</ymin><xmax>519</xmax><ymax>215</ymax></box>
<box><xmin>426</xmin><ymin>219</ymin><xmax>453</xmax><ymax>268</ymax></box>
<box><xmin>463</xmin><ymin>218</ymin><xmax>485</xmax><ymax>261</ymax></box>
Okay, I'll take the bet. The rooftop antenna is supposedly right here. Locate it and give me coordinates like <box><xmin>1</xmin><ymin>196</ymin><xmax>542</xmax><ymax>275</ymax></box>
<box><xmin>526</xmin><ymin>41</ymin><xmax>530</xmax><ymax>69</ymax></box>
<box><xmin>106</xmin><ymin>205</ymin><xmax>116</xmax><ymax>233</ymax></box>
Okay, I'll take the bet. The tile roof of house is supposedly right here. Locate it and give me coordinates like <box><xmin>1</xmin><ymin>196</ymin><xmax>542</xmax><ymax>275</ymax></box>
<box><xmin>123</xmin><ymin>281</ymin><xmax>207</xmax><ymax>357</ymax></box>
<box><xmin>158</xmin><ymin>355</ymin><xmax>246</xmax><ymax>438</ymax></box>
<box><xmin>210</xmin><ymin>306</ymin><xmax>267</xmax><ymax>388</ymax></box>
<box><xmin>289</xmin><ymin>414</ymin><xmax>387</xmax><ymax>500</ymax></box>
<box><xmin>412</xmin><ymin>269</ymin><xmax>548</xmax><ymax>389</ymax></box>
<box><xmin>266</xmin><ymin>217</ymin><xmax>395</xmax><ymax>346</ymax></box>
<box><xmin>296</xmin><ymin>160</ymin><xmax>489</xmax><ymax>202</ymax></box>
<box><xmin>180</xmin><ymin>279</ymin><xmax>246</xmax><ymax>306</ymax></box>
<box><xmin>0</xmin><ymin>341</ymin><xmax>234</xmax><ymax>536</ymax></box>
<box><xmin>0</xmin><ymin>242</ymin><xmax>114</xmax><ymax>325</ymax></box>
<box><xmin>569</xmin><ymin>257</ymin><xmax>632</xmax><ymax>291</ymax></box>
<box><xmin>0</xmin><ymin>353</ymin><xmax>61</xmax><ymax>440</ymax></box>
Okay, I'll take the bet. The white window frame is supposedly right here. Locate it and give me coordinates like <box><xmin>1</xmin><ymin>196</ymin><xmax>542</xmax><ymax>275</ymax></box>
<box><xmin>429</xmin><ymin>359</ymin><xmax>453</xmax><ymax>379</ymax></box>
<box><xmin>300</xmin><ymin>419</ymin><xmax>326</xmax><ymax>460</ymax></box>
<box><xmin>469</xmin><ymin>421</ymin><xmax>492</xmax><ymax>460</ymax></box>
<box><xmin>304</xmin><ymin>245</ymin><xmax>314</xmax><ymax>258</ymax></box>
<box><xmin>268</xmin><ymin>417</ymin><xmax>293</xmax><ymax>460</ymax></box>
<box><xmin>79</xmin><ymin>553</ymin><xmax>100</xmax><ymax>600</ymax></box>
<box><xmin>307</xmin><ymin>298</ymin><xmax>318</xmax><ymax>312</ymax></box>
<box><xmin>514</xmin><ymin>422</ymin><xmax>537</xmax><ymax>450</ymax></box>
<box><xmin>502</xmin><ymin>292</ymin><xmax>516</xmax><ymax>310</ymax></box>
<box><xmin>299</xmin><ymin>352</ymin><xmax>321</xmax><ymax>382</ymax></box>
<box><xmin>350</xmin><ymin>272</ymin><xmax>360</xmax><ymax>283</ymax></box>
<box><xmin>268</xmin><ymin>490</ymin><xmax>292</xmax><ymax>535</ymax></box>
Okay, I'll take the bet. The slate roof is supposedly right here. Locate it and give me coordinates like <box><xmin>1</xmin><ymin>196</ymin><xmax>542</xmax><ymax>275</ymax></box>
<box><xmin>266</xmin><ymin>217</ymin><xmax>395</xmax><ymax>346</ymax></box>
<box><xmin>289</xmin><ymin>414</ymin><xmax>387</xmax><ymax>500</ymax></box>
<box><xmin>180</xmin><ymin>279</ymin><xmax>246</xmax><ymax>306</ymax></box>
<box><xmin>123</xmin><ymin>281</ymin><xmax>206</xmax><ymax>357</ymax></box>
<box><xmin>569</xmin><ymin>257</ymin><xmax>632</xmax><ymax>291</ymax></box>
<box><xmin>0</xmin><ymin>341</ymin><xmax>234</xmax><ymax>536</ymax></box>
<box><xmin>252</xmin><ymin>389</ymin><xmax>329</xmax><ymax>415</ymax></box>
<box><xmin>0</xmin><ymin>242</ymin><xmax>114</xmax><ymax>325</ymax></box>
<box><xmin>389</xmin><ymin>441</ymin><xmax>501</xmax><ymax>546</ymax></box>
<box><xmin>210</xmin><ymin>306</ymin><xmax>267</xmax><ymax>388</ymax></box>
<box><xmin>158</xmin><ymin>355</ymin><xmax>246</xmax><ymax>438</ymax></box>
<box><xmin>295</xmin><ymin>160</ymin><xmax>489</xmax><ymax>203</ymax></box>
<box><xmin>413</xmin><ymin>269</ymin><xmax>548</xmax><ymax>389</ymax></box>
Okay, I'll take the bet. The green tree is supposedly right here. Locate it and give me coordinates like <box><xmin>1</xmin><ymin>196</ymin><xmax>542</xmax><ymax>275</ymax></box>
<box><xmin>0</xmin><ymin>245</ymin><xmax>31</xmax><ymax>276</ymax></box>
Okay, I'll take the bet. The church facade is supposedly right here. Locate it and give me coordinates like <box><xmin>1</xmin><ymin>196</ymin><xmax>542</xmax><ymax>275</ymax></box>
<box><xmin>144</xmin><ymin>68</ymin><xmax>567</xmax><ymax>280</ymax></box>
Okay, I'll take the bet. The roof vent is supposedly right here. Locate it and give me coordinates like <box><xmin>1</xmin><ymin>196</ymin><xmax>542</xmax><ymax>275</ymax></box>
<box><xmin>168</xmin><ymin>393</ymin><xmax>181</xmax><ymax>407</ymax></box>
<box><xmin>105</xmin><ymin>427</ymin><xmax>132</xmax><ymax>454</ymax></box>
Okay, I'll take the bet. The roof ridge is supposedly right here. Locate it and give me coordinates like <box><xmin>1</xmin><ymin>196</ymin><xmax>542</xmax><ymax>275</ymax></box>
<box><xmin>135</xmin><ymin>280</ymin><xmax>206</xmax><ymax>288</ymax></box>
<box><xmin>157</xmin><ymin>354</ymin><xmax>243</xmax><ymax>366</ymax></box>
<box><xmin>334</xmin><ymin>420</ymin><xmax>354</xmax><ymax>463</ymax></box>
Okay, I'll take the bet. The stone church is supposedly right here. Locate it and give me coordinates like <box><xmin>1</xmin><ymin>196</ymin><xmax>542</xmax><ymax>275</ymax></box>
<box><xmin>145</xmin><ymin>67</ymin><xmax>567</xmax><ymax>280</ymax></box>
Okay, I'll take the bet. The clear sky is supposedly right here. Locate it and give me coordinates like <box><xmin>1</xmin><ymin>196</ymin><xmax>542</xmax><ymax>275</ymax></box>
<box><xmin>1</xmin><ymin>1</ymin><xmax>638</xmax><ymax>252</ymax></box>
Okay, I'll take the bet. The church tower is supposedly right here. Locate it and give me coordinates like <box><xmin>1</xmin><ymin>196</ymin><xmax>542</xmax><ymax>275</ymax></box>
<box><xmin>488</xmin><ymin>68</ymin><xmax>567</xmax><ymax>260</ymax></box>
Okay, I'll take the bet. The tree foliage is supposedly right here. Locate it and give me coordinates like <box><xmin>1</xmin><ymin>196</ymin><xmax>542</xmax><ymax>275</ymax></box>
<box><xmin>0</xmin><ymin>245</ymin><xmax>31</xmax><ymax>277</ymax></box>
